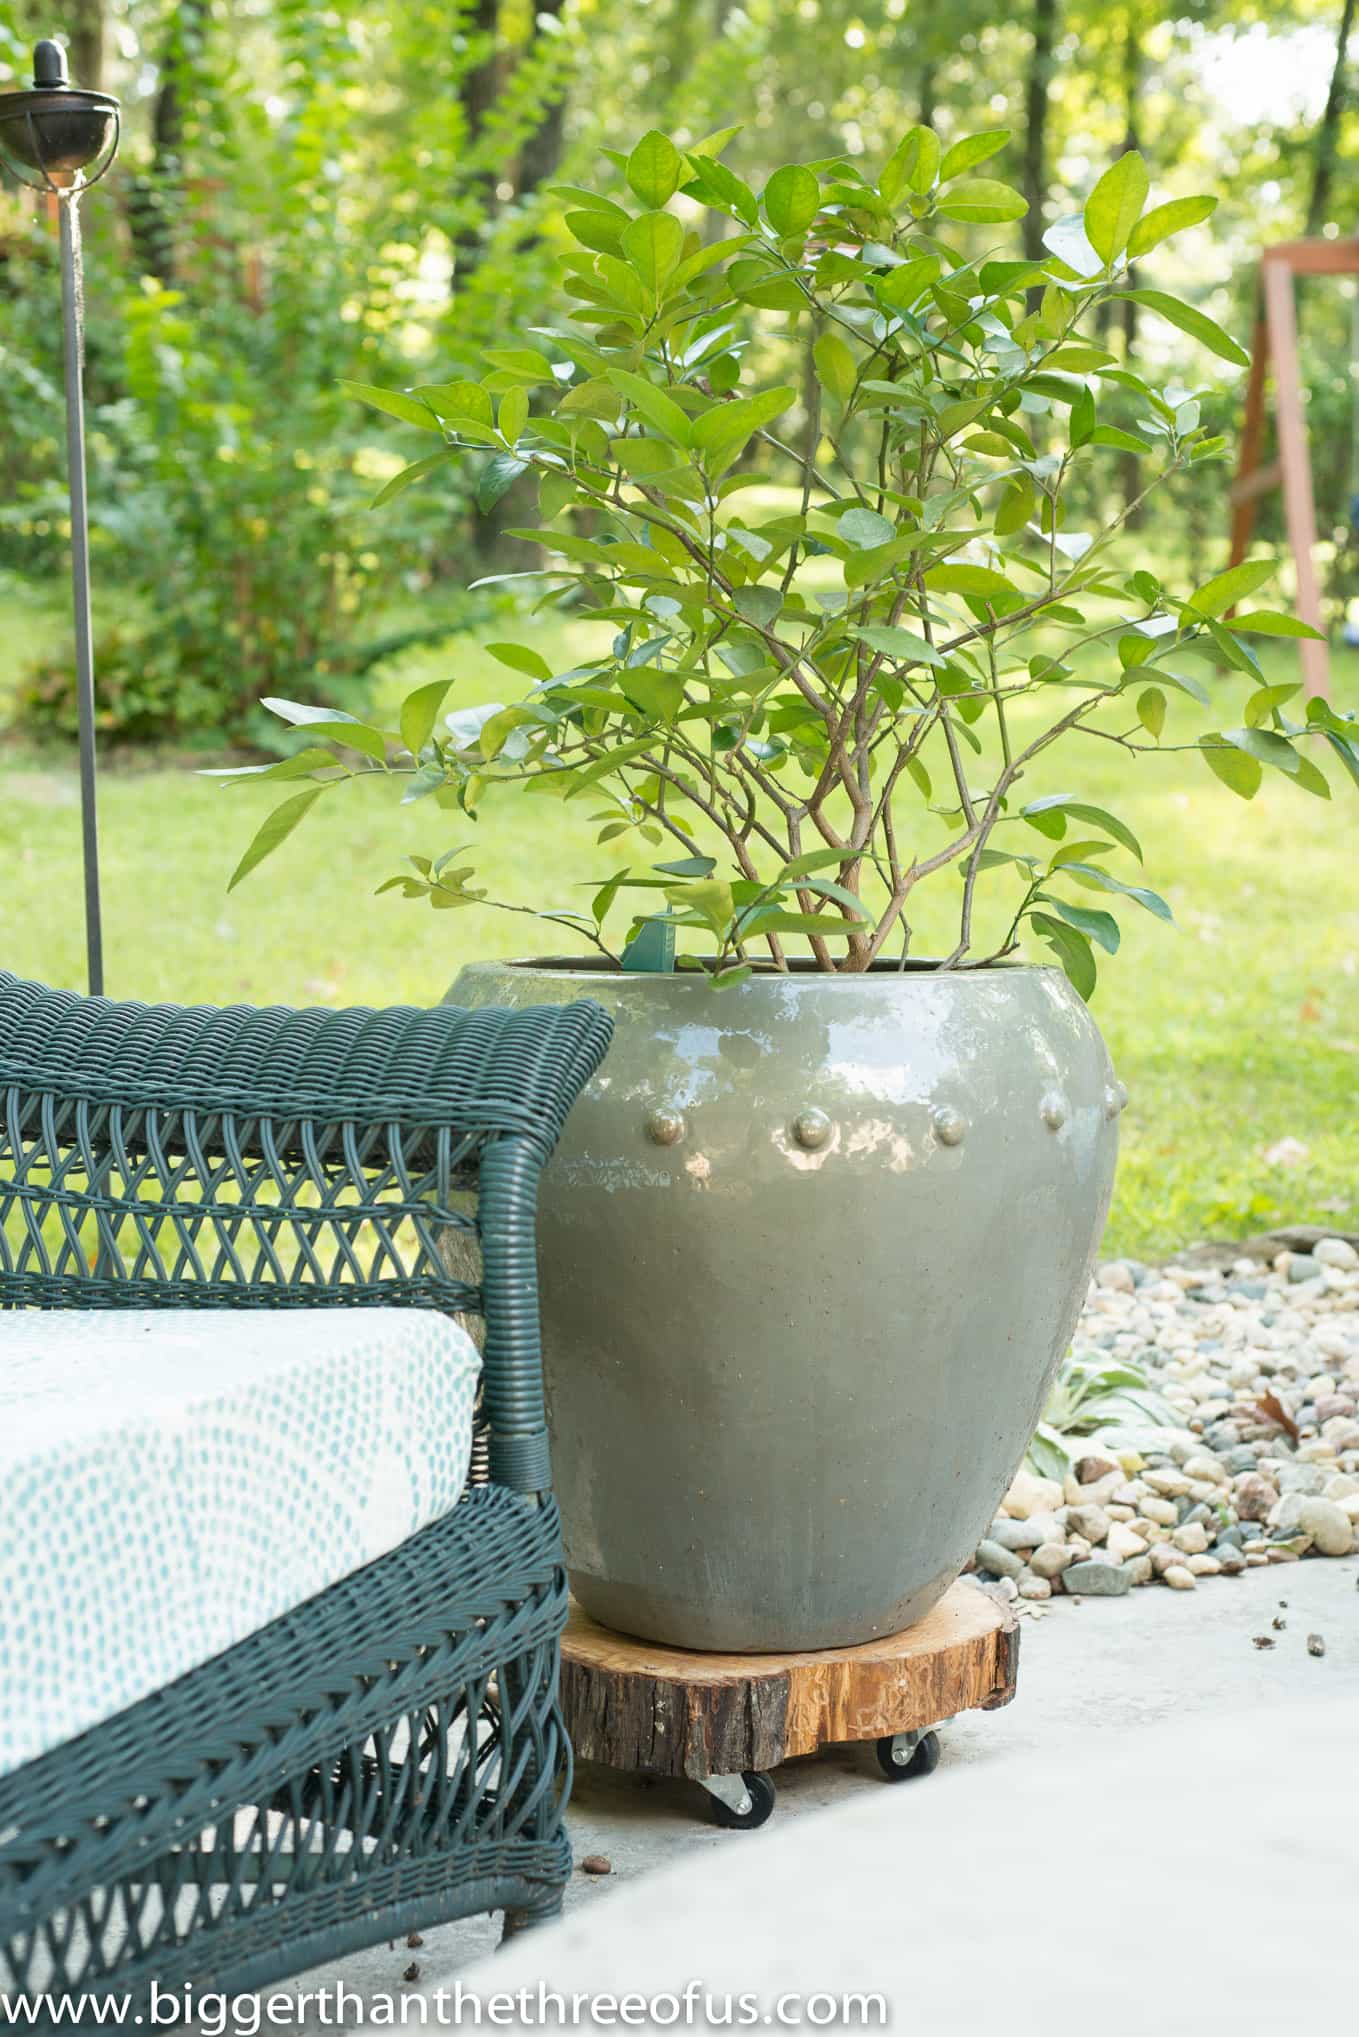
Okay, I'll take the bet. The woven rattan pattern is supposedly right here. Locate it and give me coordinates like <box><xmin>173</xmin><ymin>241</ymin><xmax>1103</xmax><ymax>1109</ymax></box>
<box><xmin>0</xmin><ymin>973</ymin><xmax>613</xmax><ymax>2016</ymax></box>
<box><xmin>0</xmin><ymin>1489</ymin><xmax>571</xmax><ymax>2010</ymax></box>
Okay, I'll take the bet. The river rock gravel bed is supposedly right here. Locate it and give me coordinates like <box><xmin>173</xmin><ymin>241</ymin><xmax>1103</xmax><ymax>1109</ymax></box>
<box><xmin>973</xmin><ymin>1236</ymin><xmax>1359</xmax><ymax>1607</ymax></box>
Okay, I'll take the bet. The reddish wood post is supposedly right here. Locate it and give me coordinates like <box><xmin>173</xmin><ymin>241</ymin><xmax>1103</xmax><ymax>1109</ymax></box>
<box><xmin>1227</xmin><ymin>238</ymin><xmax>1359</xmax><ymax>702</ymax></box>
<box><xmin>1262</xmin><ymin>253</ymin><xmax>1329</xmax><ymax>698</ymax></box>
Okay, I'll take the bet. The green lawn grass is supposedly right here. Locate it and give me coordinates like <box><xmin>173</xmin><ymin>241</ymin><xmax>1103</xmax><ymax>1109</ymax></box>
<box><xmin>2</xmin><ymin>575</ymin><xmax>1356</xmax><ymax>1261</ymax></box>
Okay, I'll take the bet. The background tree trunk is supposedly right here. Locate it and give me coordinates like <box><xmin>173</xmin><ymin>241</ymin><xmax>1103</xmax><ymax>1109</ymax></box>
<box><xmin>1022</xmin><ymin>0</ymin><xmax>1058</xmax><ymax>267</ymax></box>
<box><xmin>67</xmin><ymin>0</ymin><xmax>105</xmax><ymax>90</ymax></box>
<box><xmin>1306</xmin><ymin>0</ymin><xmax>1356</xmax><ymax>236</ymax></box>
<box><xmin>128</xmin><ymin>1</ymin><xmax>208</xmax><ymax>285</ymax></box>
<box><xmin>453</xmin><ymin>0</ymin><xmax>501</xmax><ymax>291</ymax></box>
<box><xmin>515</xmin><ymin>0</ymin><xmax>568</xmax><ymax>205</ymax></box>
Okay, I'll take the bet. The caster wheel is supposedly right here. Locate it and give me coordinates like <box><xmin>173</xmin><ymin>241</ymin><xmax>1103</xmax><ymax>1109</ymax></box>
<box><xmin>876</xmin><ymin>1729</ymin><xmax>941</xmax><ymax>1782</ymax></box>
<box><xmin>708</xmin><ymin>1771</ymin><xmax>776</xmax><ymax>1830</ymax></box>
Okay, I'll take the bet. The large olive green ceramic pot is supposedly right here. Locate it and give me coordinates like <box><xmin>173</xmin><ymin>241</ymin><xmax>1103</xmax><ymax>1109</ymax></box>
<box><xmin>448</xmin><ymin>959</ymin><xmax>1123</xmax><ymax>1652</ymax></box>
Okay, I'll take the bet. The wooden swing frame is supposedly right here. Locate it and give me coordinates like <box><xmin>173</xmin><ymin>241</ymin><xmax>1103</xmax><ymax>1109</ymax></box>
<box><xmin>1228</xmin><ymin>237</ymin><xmax>1359</xmax><ymax>700</ymax></box>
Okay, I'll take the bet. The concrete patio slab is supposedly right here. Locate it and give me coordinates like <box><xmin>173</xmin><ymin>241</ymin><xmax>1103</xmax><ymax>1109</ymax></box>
<box><xmin>254</xmin><ymin>1553</ymin><xmax>1358</xmax><ymax>2024</ymax></box>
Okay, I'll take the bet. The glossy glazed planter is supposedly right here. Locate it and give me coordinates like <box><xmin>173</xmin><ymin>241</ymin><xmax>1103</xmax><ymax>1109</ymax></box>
<box><xmin>448</xmin><ymin>960</ymin><xmax>1123</xmax><ymax>1652</ymax></box>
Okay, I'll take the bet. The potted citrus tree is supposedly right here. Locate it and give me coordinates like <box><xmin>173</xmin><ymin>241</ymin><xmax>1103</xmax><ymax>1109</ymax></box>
<box><xmin>224</xmin><ymin>129</ymin><xmax>1358</xmax><ymax>1651</ymax></box>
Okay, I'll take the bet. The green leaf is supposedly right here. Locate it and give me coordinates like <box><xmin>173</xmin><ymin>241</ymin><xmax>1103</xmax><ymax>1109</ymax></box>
<box><xmin>277</xmin><ymin>718</ymin><xmax>381</xmax><ymax>763</ymax></box>
<box><xmin>627</xmin><ymin>130</ymin><xmax>682</xmax><ymax>209</ymax></box>
<box><xmin>691</xmin><ymin>386</ymin><xmax>796</xmax><ymax>475</ymax></box>
<box><xmin>1223</xmin><ymin>726</ymin><xmax>1302</xmax><ymax>777</ymax></box>
<box><xmin>1231</xmin><ymin>609</ymin><xmax>1324</xmax><ymax>639</ymax></box>
<box><xmin>1202</xmin><ymin>736</ymin><xmax>1262</xmax><ymax>798</ymax></box>
<box><xmin>1044</xmin><ymin>898</ymin><xmax>1121</xmax><ymax>954</ymax></box>
<box><xmin>477</xmin><ymin>453</ymin><xmax>528</xmax><ymax>513</ymax></box>
<box><xmin>400</xmin><ymin>680</ymin><xmax>452</xmax><ymax>756</ymax></box>
<box><xmin>261</xmin><ymin>697</ymin><xmax>365</xmax><ymax>729</ymax></box>
<box><xmin>483</xmin><ymin>347</ymin><xmax>556</xmax><ymax>382</ymax></box>
<box><xmin>994</xmin><ymin>473</ymin><xmax>1036</xmax><ymax>535</ymax></box>
<box><xmin>939</xmin><ymin>131</ymin><xmax>1010</xmax><ymax>182</ymax></box>
<box><xmin>621</xmin><ymin>209</ymin><xmax>685</xmax><ymax>290</ymax></box>
<box><xmin>1186</xmin><ymin>558</ymin><xmax>1274</xmax><ymax>618</ymax></box>
<box><xmin>763</xmin><ymin>163</ymin><xmax>820</xmax><ymax>234</ymax></box>
<box><xmin>1243</xmin><ymin>681</ymin><xmax>1301</xmax><ymax>726</ymax></box>
<box><xmin>881</xmin><ymin>127</ymin><xmax>940</xmax><ymax>204</ymax></box>
<box><xmin>499</xmin><ymin>385</ymin><xmax>529</xmax><ymax>445</ymax></box>
<box><xmin>486</xmin><ymin>641</ymin><xmax>553</xmax><ymax>680</ymax></box>
<box><xmin>339</xmin><ymin>380</ymin><xmax>441</xmax><ymax>432</ymax></box>
<box><xmin>1082</xmin><ymin>150</ymin><xmax>1149</xmax><ymax>265</ymax></box>
<box><xmin>1291</xmin><ymin>752</ymin><xmax>1332</xmax><ymax>800</ymax></box>
<box><xmin>417</xmin><ymin>381</ymin><xmax>494</xmax><ymax>428</ymax></box>
<box><xmin>926</xmin><ymin>563</ymin><xmax>1016</xmax><ymax>598</ymax></box>
<box><xmin>370</xmin><ymin>452</ymin><xmax>451</xmax><ymax>508</ymax></box>
<box><xmin>798</xmin><ymin>877</ymin><xmax>870</xmax><ymax>919</ymax></box>
<box><xmin>935</xmin><ymin>177</ymin><xmax>1027</xmax><ymax>224</ymax></box>
<box><xmin>1031</xmin><ymin>911</ymin><xmax>1097</xmax><ymax>1000</ymax></box>
<box><xmin>609</xmin><ymin>368</ymin><xmax>692</xmax><ymax>445</ymax></box>
<box><xmin>1136</xmin><ymin>687</ymin><xmax>1166</xmax><ymax>739</ymax></box>
<box><xmin>620</xmin><ymin>667</ymin><xmax>685</xmax><ymax>723</ymax></box>
<box><xmin>1088</xmin><ymin>425</ymin><xmax>1151</xmax><ymax>455</ymax></box>
<box><xmin>228</xmin><ymin>788</ymin><xmax>327</xmax><ymax>892</ymax></box>
<box><xmin>1117</xmin><ymin>289</ymin><xmax>1249</xmax><ymax>367</ymax></box>
<box><xmin>1069</xmin><ymin>383</ymin><xmax>1096</xmax><ymax>449</ymax></box>
<box><xmin>1057</xmin><ymin>862</ymin><xmax>1173</xmax><ymax>921</ymax></box>
<box><xmin>201</xmin><ymin>748</ymin><xmax>338</xmax><ymax>785</ymax></box>
<box><xmin>1323</xmin><ymin>729</ymin><xmax>1359</xmax><ymax>791</ymax></box>
<box><xmin>876</xmin><ymin>254</ymin><xmax>940</xmax><ymax>310</ymax></box>
<box><xmin>1020</xmin><ymin>796</ymin><xmax>1143</xmax><ymax>863</ymax></box>
<box><xmin>813</xmin><ymin>331</ymin><xmax>857</xmax><ymax>404</ymax></box>
<box><xmin>839</xmin><ymin>506</ymin><xmax>896</xmax><ymax>549</ymax></box>
<box><xmin>1126</xmin><ymin>194</ymin><xmax>1216</xmax><ymax>259</ymax></box>
<box><xmin>847</xmin><ymin>625</ymin><xmax>943</xmax><ymax>666</ymax></box>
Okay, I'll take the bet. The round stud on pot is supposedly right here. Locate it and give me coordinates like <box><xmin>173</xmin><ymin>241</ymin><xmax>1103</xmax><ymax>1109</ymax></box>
<box><xmin>644</xmin><ymin>1106</ymin><xmax>687</xmax><ymax>1147</ymax></box>
<box><xmin>1104</xmin><ymin>1080</ymin><xmax>1129</xmax><ymax>1120</ymax></box>
<box><xmin>1040</xmin><ymin>1091</ymin><xmax>1067</xmax><ymax>1131</ymax></box>
<box><xmin>791</xmin><ymin>1107</ymin><xmax>833</xmax><ymax>1151</ymax></box>
<box><xmin>933</xmin><ymin>1107</ymin><xmax>966</xmax><ymax>1148</ymax></box>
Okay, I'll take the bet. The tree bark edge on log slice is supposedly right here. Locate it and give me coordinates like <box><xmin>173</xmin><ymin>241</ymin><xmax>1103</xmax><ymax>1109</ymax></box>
<box><xmin>560</xmin><ymin>1578</ymin><xmax>1019</xmax><ymax>1781</ymax></box>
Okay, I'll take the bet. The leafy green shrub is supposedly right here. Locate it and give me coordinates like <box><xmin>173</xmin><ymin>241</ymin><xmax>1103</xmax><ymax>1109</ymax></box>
<box><xmin>226</xmin><ymin>127</ymin><xmax>1359</xmax><ymax>985</ymax></box>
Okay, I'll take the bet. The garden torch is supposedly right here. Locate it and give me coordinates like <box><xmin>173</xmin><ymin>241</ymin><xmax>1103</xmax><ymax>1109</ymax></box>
<box><xmin>0</xmin><ymin>37</ymin><xmax>119</xmax><ymax>996</ymax></box>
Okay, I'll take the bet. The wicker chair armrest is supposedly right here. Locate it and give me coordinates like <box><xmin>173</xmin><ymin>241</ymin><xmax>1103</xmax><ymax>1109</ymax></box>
<box><xmin>0</xmin><ymin>970</ymin><xmax>611</xmax><ymax>1152</ymax></box>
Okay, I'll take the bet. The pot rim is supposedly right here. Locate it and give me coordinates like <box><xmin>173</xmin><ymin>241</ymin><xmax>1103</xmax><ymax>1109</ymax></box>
<box><xmin>466</xmin><ymin>954</ymin><xmax>1062</xmax><ymax>985</ymax></box>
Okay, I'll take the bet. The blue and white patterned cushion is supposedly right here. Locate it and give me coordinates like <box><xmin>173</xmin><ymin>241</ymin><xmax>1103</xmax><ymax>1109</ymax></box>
<box><xmin>0</xmin><ymin>1307</ymin><xmax>481</xmax><ymax>1777</ymax></box>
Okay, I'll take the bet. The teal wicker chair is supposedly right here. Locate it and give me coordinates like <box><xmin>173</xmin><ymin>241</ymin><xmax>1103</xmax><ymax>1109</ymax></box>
<box><xmin>0</xmin><ymin>970</ymin><xmax>611</xmax><ymax>2017</ymax></box>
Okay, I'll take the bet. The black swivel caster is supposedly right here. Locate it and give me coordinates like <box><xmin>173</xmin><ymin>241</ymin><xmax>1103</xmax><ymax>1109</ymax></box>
<box><xmin>703</xmin><ymin>1770</ymin><xmax>777</xmax><ymax>1829</ymax></box>
<box><xmin>875</xmin><ymin>1728</ymin><xmax>941</xmax><ymax>1782</ymax></box>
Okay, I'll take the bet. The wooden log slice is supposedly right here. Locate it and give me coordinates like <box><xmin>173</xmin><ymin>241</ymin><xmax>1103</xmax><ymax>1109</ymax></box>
<box><xmin>560</xmin><ymin>1579</ymin><xmax>1018</xmax><ymax>1781</ymax></box>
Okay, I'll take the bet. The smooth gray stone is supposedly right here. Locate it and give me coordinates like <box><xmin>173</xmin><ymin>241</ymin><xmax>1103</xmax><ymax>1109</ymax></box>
<box><xmin>1063</xmin><ymin>1559</ymin><xmax>1133</xmax><ymax>1597</ymax></box>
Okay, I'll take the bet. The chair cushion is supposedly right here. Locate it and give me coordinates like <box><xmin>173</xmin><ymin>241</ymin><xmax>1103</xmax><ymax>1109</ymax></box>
<box><xmin>0</xmin><ymin>1307</ymin><xmax>480</xmax><ymax>1777</ymax></box>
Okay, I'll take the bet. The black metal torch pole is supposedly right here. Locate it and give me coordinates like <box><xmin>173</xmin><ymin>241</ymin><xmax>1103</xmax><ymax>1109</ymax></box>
<box><xmin>57</xmin><ymin>187</ymin><xmax>103</xmax><ymax>996</ymax></box>
<box><xmin>0</xmin><ymin>36</ymin><xmax>119</xmax><ymax>997</ymax></box>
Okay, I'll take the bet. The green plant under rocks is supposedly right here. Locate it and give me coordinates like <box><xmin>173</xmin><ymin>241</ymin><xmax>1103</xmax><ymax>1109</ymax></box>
<box><xmin>221</xmin><ymin>126</ymin><xmax>1359</xmax><ymax>991</ymax></box>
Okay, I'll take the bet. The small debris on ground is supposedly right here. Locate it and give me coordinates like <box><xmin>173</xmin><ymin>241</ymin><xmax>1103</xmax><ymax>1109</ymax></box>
<box><xmin>1272</xmin><ymin>1614</ymin><xmax>1287</xmax><ymax>1630</ymax></box>
<box><xmin>406</xmin><ymin>1933</ymin><xmax>423</xmax><ymax>1949</ymax></box>
<box><xmin>1308</xmin><ymin>1632</ymin><xmax>1327</xmax><ymax>1657</ymax></box>
<box><xmin>403</xmin><ymin>1963</ymin><xmax>421</xmax><ymax>1984</ymax></box>
<box><xmin>1252</xmin><ymin>1635</ymin><xmax>1275</xmax><ymax>1649</ymax></box>
<box><xmin>580</xmin><ymin>1854</ymin><xmax>613</xmax><ymax>1876</ymax></box>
